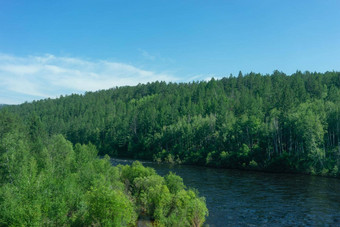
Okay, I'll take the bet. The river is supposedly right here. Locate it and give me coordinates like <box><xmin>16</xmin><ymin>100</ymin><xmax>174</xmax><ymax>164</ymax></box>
<box><xmin>111</xmin><ymin>159</ymin><xmax>340</xmax><ymax>226</ymax></box>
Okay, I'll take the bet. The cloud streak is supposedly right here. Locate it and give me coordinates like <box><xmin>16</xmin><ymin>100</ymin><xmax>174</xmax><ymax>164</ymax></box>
<box><xmin>0</xmin><ymin>53</ymin><xmax>177</xmax><ymax>104</ymax></box>
<box><xmin>138</xmin><ymin>49</ymin><xmax>156</xmax><ymax>61</ymax></box>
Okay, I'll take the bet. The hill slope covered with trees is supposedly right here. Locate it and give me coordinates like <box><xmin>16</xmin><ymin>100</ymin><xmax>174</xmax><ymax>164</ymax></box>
<box><xmin>4</xmin><ymin>70</ymin><xmax>340</xmax><ymax>176</ymax></box>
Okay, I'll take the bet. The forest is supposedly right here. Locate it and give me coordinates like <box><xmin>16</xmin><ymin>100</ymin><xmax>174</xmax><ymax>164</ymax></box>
<box><xmin>2</xmin><ymin>70</ymin><xmax>340</xmax><ymax>177</ymax></box>
<box><xmin>0</xmin><ymin>111</ymin><xmax>208</xmax><ymax>226</ymax></box>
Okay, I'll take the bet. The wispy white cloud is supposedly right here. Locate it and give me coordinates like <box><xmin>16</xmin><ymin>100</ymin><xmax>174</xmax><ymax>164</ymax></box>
<box><xmin>137</xmin><ymin>48</ymin><xmax>176</xmax><ymax>65</ymax></box>
<box><xmin>185</xmin><ymin>74</ymin><xmax>220</xmax><ymax>82</ymax></box>
<box><xmin>138</xmin><ymin>49</ymin><xmax>156</xmax><ymax>61</ymax></box>
<box><xmin>0</xmin><ymin>53</ymin><xmax>177</xmax><ymax>104</ymax></box>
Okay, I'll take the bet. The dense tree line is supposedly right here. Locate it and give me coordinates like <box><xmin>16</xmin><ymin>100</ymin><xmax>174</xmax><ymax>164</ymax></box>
<box><xmin>0</xmin><ymin>111</ymin><xmax>208</xmax><ymax>226</ymax></box>
<box><xmin>4</xmin><ymin>70</ymin><xmax>340</xmax><ymax>176</ymax></box>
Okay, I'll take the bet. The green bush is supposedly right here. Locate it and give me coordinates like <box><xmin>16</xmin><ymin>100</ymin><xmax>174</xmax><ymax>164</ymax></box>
<box><xmin>0</xmin><ymin>112</ymin><xmax>208</xmax><ymax>226</ymax></box>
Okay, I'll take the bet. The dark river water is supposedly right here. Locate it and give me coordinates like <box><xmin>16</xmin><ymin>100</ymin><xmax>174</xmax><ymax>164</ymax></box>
<box><xmin>111</xmin><ymin>159</ymin><xmax>340</xmax><ymax>227</ymax></box>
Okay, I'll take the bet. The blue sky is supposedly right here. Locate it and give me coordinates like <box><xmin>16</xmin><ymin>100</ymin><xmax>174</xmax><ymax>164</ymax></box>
<box><xmin>1</xmin><ymin>0</ymin><xmax>340</xmax><ymax>104</ymax></box>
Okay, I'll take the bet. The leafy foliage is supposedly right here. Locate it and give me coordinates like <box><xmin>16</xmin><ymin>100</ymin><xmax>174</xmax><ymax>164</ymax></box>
<box><xmin>3</xmin><ymin>71</ymin><xmax>340</xmax><ymax>176</ymax></box>
<box><xmin>0</xmin><ymin>112</ymin><xmax>207</xmax><ymax>226</ymax></box>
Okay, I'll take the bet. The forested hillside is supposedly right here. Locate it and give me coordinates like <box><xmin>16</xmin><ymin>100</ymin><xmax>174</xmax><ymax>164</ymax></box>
<box><xmin>4</xmin><ymin>71</ymin><xmax>340</xmax><ymax>176</ymax></box>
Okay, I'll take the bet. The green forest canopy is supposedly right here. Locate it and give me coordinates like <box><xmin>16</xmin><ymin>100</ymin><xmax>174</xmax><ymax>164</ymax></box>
<box><xmin>0</xmin><ymin>111</ymin><xmax>208</xmax><ymax>226</ymax></box>
<box><xmin>3</xmin><ymin>70</ymin><xmax>340</xmax><ymax>176</ymax></box>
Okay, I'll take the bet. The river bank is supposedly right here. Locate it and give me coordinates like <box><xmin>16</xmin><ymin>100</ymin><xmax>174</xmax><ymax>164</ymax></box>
<box><xmin>112</xmin><ymin>158</ymin><xmax>340</xmax><ymax>226</ymax></box>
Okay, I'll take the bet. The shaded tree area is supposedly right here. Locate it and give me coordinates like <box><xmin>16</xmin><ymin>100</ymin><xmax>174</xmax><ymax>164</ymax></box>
<box><xmin>0</xmin><ymin>111</ymin><xmax>208</xmax><ymax>226</ymax></box>
<box><xmin>4</xmin><ymin>70</ymin><xmax>340</xmax><ymax>176</ymax></box>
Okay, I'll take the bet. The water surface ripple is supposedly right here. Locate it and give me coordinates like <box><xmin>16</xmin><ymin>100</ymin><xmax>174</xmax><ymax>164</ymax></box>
<box><xmin>111</xmin><ymin>159</ymin><xmax>340</xmax><ymax>226</ymax></box>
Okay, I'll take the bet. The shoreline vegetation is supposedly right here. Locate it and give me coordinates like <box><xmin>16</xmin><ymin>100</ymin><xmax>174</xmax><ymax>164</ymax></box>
<box><xmin>0</xmin><ymin>112</ymin><xmax>208</xmax><ymax>226</ymax></box>
<box><xmin>4</xmin><ymin>71</ymin><xmax>339</xmax><ymax>177</ymax></box>
<box><xmin>152</xmin><ymin>156</ymin><xmax>339</xmax><ymax>178</ymax></box>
